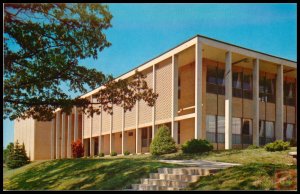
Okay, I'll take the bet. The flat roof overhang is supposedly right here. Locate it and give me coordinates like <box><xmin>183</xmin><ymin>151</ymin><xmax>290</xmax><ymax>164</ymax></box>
<box><xmin>54</xmin><ymin>34</ymin><xmax>297</xmax><ymax>112</ymax></box>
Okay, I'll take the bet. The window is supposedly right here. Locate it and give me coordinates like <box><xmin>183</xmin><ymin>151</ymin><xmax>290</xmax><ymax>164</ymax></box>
<box><xmin>207</xmin><ymin>66</ymin><xmax>217</xmax><ymax>84</ymax></box>
<box><xmin>265</xmin><ymin>121</ymin><xmax>275</xmax><ymax>143</ymax></box>
<box><xmin>265</xmin><ymin>78</ymin><xmax>275</xmax><ymax>103</ymax></box>
<box><xmin>284</xmin><ymin>123</ymin><xmax>294</xmax><ymax>141</ymax></box>
<box><xmin>284</xmin><ymin>80</ymin><xmax>295</xmax><ymax>106</ymax></box>
<box><xmin>242</xmin><ymin>119</ymin><xmax>252</xmax><ymax>144</ymax></box>
<box><xmin>232</xmin><ymin>117</ymin><xmax>241</xmax><ymax>144</ymax></box>
<box><xmin>206</xmin><ymin>64</ymin><xmax>226</xmax><ymax>95</ymax></box>
<box><xmin>259</xmin><ymin>74</ymin><xmax>266</xmax><ymax>102</ymax></box>
<box><xmin>243</xmin><ymin>71</ymin><xmax>252</xmax><ymax>99</ymax></box>
<box><xmin>259</xmin><ymin>73</ymin><xmax>276</xmax><ymax>103</ymax></box>
<box><xmin>141</xmin><ymin>128</ymin><xmax>147</xmax><ymax>147</ymax></box>
<box><xmin>206</xmin><ymin>65</ymin><xmax>218</xmax><ymax>94</ymax></box>
<box><xmin>206</xmin><ymin>115</ymin><xmax>216</xmax><ymax>143</ymax></box>
<box><xmin>259</xmin><ymin>120</ymin><xmax>265</xmax><ymax>137</ymax></box>
<box><xmin>242</xmin><ymin>119</ymin><xmax>252</xmax><ymax>135</ymax></box>
<box><xmin>232</xmin><ymin>71</ymin><xmax>242</xmax><ymax>97</ymax></box>
<box><xmin>217</xmin><ymin>68</ymin><xmax>225</xmax><ymax>95</ymax></box>
<box><xmin>217</xmin><ymin>116</ymin><xmax>225</xmax><ymax>143</ymax></box>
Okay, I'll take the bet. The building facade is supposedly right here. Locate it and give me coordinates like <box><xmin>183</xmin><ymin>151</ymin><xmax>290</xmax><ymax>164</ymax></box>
<box><xmin>14</xmin><ymin>35</ymin><xmax>297</xmax><ymax>160</ymax></box>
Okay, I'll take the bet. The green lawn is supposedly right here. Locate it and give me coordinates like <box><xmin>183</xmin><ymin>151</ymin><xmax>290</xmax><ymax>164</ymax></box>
<box><xmin>3</xmin><ymin>147</ymin><xmax>297</xmax><ymax>190</ymax></box>
<box><xmin>152</xmin><ymin>147</ymin><xmax>297</xmax><ymax>165</ymax></box>
<box><xmin>186</xmin><ymin>163</ymin><xmax>297</xmax><ymax>190</ymax></box>
<box><xmin>3</xmin><ymin>158</ymin><xmax>180</xmax><ymax>190</ymax></box>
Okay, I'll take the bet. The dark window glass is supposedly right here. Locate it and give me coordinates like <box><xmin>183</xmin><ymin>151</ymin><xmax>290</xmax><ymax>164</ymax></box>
<box><xmin>265</xmin><ymin>78</ymin><xmax>275</xmax><ymax>103</ymax></box>
<box><xmin>284</xmin><ymin>81</ymin><xmax>295</xmax><ymax>106</ymax></box>
<box><xmin>207</xmin><ymin>66</ymin><xmax>217</xmax><ymax>84</ymax></box>
<box><xmin>233</xmin><ymin>72</ymin><xmax>242</xmax><ymax>97</ymax></box>
<box><xmin>206</xmin><ymin>115</ymin><xmax>216</xmax><ymax>143</ymax></box>
<box><xmin>206</xmin><ymin>66</ymin><xmax>218</xmax><ymax>94</ymax></box>
<box><xmin>243</xmin><ymin>73</ymin><xmax>253</xmax><ymax>99</ymax></box>
<box><xmin>217</xmin><ymin>68</ymin><xmax>225</xmax><ymax>95</ymax></box>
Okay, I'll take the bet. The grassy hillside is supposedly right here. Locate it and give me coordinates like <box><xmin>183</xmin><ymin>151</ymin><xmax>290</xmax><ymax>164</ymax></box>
<box><xmin>3</xmin><ymin>158</ymin><xmax>179</xmax><ymax>190</ymax></box>
<box><xmin>186</xmin><ymin>163</ymin><xmax>297</xmax><ymax>190</ymax></box>
<box><xmin>4</xmin><ymin>147</ymin><xmax>297</xmax><ymax>190</ymax></box>
<box><xmin>153</xmin><ymin>147</ymin><xmax>297</xmax><ymax>165</ymax></box>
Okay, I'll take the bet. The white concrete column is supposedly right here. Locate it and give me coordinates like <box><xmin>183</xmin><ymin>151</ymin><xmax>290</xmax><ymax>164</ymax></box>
<box><xmin>90</xmin><ymin>96</ymin><xmax>93</xmax><ymax>156</ymax></box>
<box><xmin>98</xmin><ymin>106</ymin><xmax>102</xmax><ymax>154</ymax></box>
<box><xmin>275</xmin><ymin>64</ymin><xmax>284</xmax><ymax>140</ymax></box>
<box><xmin>56</xmin><ymin>111</ymin><xmax>61</xmax><ymax>159</ymax></box>
<box><xmin>51</xmin><ymin>118</ymin><xmax>55</xmax><ymax>160</ymax></box>
<box><xmin>82</xmin><ymin>111</ymin><xmax>84</xmax><ymax>144</ymax></box>
<box><xmin>225</xmin><ymin>51</ymin><xmax>232</xmax><ymax>150</ymax></box>
<box><xmin>252</xmin><ymin>59</ymin><xmax>260</xmax><ymax>146</ymax></box>
<box><xmin>91</xmin><ymin>138</ymin><xmax>95</xmax><ymax>157</ymax></box>
<box><xmin>121</xmin><ymin>108</ymin><xmax>125</xmax><ymax>155</ymax></box>
<box><xmin>110</xmin><ymin>111</ymin><xmax>113</xmax><ymax>153</ymax></box>
<box><xmin>172</xmin><ymin>55</ymin><xmax>179</xmax><ymax>143</ymax></box>
<box><xmin>136</xmin><ymin>101</ymin><xmax>140</xmax><ymax>153</ymax></box>
<box><xmin>195</xmin><ymin>38</ymin><xmax>203</xmax><ymax>139</ymax></box>
<box><xmin>74</xmin><ymin>107</ymin><xmax>78</xmax><ymax>141</ymax></box>
<box><xmin>67</xmin><ymin>114</ymin><xmax>72</xmax><ymax>158</ymax></box>
<box><xmin>84</xmin><ymin>139</ymin><xmax>88</xmax><ymax>157</ymax></box>
<box><xmin>152</xmin><ymin>64</ymin><xmax>156</xmax><ymax>139</ymax></box>
<box><xmin>61</xmin><ymin>112</ymin><xmax>66</xmax><ymax>158</ymax></box>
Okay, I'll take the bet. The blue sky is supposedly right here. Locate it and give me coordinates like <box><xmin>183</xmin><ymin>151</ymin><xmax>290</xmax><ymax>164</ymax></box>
<box><xmin>3</xmin><ymin>3</ymin><xmax>297</xmax><ymax>148</ymax></box>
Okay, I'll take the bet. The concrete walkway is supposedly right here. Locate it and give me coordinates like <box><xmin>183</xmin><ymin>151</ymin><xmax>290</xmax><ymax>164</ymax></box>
<box><xmin>158</xmin><ymin>159</ymin><xmax>241</xmax><ymax>168</ymax></box>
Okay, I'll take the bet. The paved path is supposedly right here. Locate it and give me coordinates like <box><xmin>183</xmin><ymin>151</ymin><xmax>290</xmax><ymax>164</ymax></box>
<box><xmin>158</xmin><ymin>159</ymin><xmax>241</xmax><ymax>168</ymax></box>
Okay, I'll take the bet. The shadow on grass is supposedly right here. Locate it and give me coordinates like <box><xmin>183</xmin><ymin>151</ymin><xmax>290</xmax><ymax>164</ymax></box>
<box><xmin>4</xmin><ymin>158</ymin><xmax>180</xmax><ymax>190</ymax></box>
<box><xmin>186</xmin><ymin>163</ymin><xmax>297</xmax><ymax>191</ymax></box>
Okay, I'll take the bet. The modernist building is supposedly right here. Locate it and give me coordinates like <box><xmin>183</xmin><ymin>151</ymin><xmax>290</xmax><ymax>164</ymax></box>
<box><xmin>14</xmin><ymin>35</ymin><xmax>297</xmax><ymax>160</ymax></box>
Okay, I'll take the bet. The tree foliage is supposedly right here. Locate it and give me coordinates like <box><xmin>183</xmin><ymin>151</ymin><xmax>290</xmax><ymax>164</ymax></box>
<box><xmin>7</xmin><ymin>141</ymin><xmax>30</xmax><ymax>169</ymax></box>
<box><xmin>3</xmin><ymin>142</ymin><xmax>14</xmax><ymax>164</ymax></box>
<box><xmin>4</xmin><ymin>3</ymin><xmax>158</xmax><ymax>122</ymax></box>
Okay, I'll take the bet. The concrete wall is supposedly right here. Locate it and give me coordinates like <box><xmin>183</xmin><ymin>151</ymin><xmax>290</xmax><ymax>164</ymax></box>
<box><xmin>35</xmin><ymin>121</ymin><xmax>52</xmax><ymax>160</ymax></box>
<box><xmin>179</xmin><ymin>118</ymin><xmax>195</xmax><ymax>145</ymax></box>
<box><xmin>14</xmin><ymin>118</ymin><xmax>35</xmax><ymax>160</ymax></box>
<box><xmin>155</xmin><ymin>58</ymin><xmax>172</xmax><ymax>121</ymax></box>
<box><xmin>124</xmin><ymin>129</ymin><xmax>136</xmax><ymax>154</ymax></box>
<box><xmin>112</xmin><ymin>132</ymin><xmax>122</xmax><ymax>154</ymax></box>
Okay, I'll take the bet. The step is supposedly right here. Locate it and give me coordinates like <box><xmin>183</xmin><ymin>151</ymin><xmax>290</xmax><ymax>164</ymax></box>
<box><xmin>131</xmin><ymin>184</ymin><xmax>181</xmax><ymax>191</ymax></box>
<box><xmin>149</xmin><ymin>173</ymin><xmax>202</xmax><ymax>182</ymax></box>
<box><xmin>157</xmin><ymin>167</ymin><xmax>219</xmax><ymax>175</ymax></box>
<box><xmin>140</xmin><ymin>178</ymin><xmax>190</xmax><ymax>187</ymax></box>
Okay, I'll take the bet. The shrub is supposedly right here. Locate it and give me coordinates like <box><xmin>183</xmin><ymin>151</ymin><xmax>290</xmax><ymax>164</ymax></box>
<box><xmin>150</xmin><ymin>125</ymin><xmax>177</xmax><ymax>156</ymax></box>
<box><xmin>3</xmin><ymin>142</ymin><xmax>14</xmax><ymax>164</ymax></box>
<box><xmin>124</xmin><ymin>151</ymin><xmax>130</xmax><ymax>156</ymax></box>
<box><xmin>247</xmin><ymin>145</ymin><xmax>260</xmax><ymax>149</ymax></box>
<box><xmin>71</xmin><ymin>139</ymin><xmax>84</xmax><ymax>158</ymax></box>
<box><xmin>7</xmin><ymin>141</ymin><xmax>30</xmax><ymax>169</ymax></box>
<box><xmin>98</xmin><ymin>152</ymin><xmax>104</xmax><ymax>157</ymax></box>
<box><xmin>110</xmin><ymin>151</ymin><xmax>117</xmax><ymax>156</ymax></box>
<box><xmin>181</xmin><ymin>139</ymin><xmax>213</xmax><ymax>154</ymax></box>
<box><xmin>265</xmin><ymin>140</ymin><xmax>290</xmax><ymax>152</ymax></box>
<box><xmin>289</xmin><ymin>139</ymin><xmax>297</xmax><ymax>147</ymax></box>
